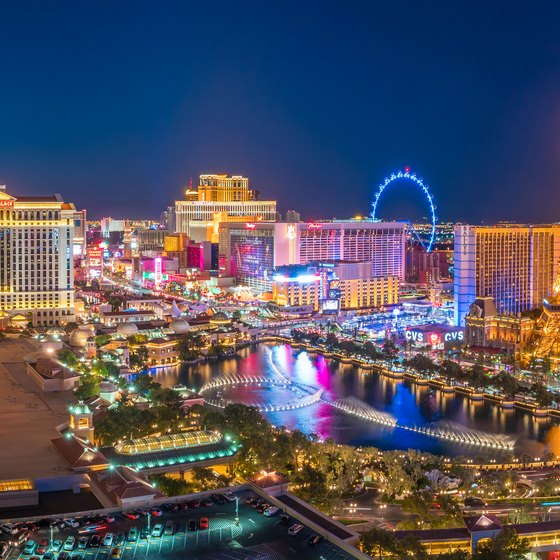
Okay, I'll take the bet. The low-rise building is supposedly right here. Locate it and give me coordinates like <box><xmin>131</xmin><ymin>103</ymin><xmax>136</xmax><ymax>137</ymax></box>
<box><xmin>464</xmin><ymin>297</ymin><xmax>535</xmax><ymax>355</ymax></box>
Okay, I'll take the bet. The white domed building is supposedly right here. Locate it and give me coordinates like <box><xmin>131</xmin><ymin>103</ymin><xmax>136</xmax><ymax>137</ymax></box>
<box><xmin>116</xmin><ymin>322</ymin><xmax>139</xmax><ymax>338</ymax></box>
<box><xmin>69</xmin><ymin>326</ymin><xmax>95</xmax><ymax>348</ymax></box>
<box><xmin>169</xmin><ymin>319</ymin><xmax>191</xmax><ymax>335</ymax></box>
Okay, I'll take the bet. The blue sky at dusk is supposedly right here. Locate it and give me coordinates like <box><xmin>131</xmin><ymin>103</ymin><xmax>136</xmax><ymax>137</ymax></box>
<box><xmin>1</xmin><ymin>1</ymin><xmax>560</xmax><ymax>222</ymax></box>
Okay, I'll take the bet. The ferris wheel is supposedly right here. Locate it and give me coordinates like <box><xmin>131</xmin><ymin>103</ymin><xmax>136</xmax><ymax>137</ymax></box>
<box><xmin>370</xmin><ymin>167</ymin><xmax>437</xmax><ymax>252</ymax></box>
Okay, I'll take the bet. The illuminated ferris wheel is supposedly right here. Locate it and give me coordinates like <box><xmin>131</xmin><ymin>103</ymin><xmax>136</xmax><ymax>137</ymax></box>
<box><xmin>370</xmin><ymin>167</ymin><xmax>437</xmax><ymax>252</ymax></box>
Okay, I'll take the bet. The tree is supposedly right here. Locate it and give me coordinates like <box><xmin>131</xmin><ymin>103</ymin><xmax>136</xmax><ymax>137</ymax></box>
<box><xmin>473</xmin><ymin>528</ymin><xmax>529</xmax><ymax>560</ymax></box>
<box><xmin>407</xmin><ymin>354</ymin><xmax>437</xmax><ymax>375</ymax></box>
<box><xmin>531</xmin><ymin>382</ymin><xmax>553</xmax><ymax>407</ymax></box>
<box><xmin>437</xmin><ymin>552</ymin><xmax>471</xmax><ymax>560</ymax></box>
<box><xmin>495</xmin><ymin>371</ymin><xmax>518</xmax><ymax>397</ymax></box>
<box><xmin>382</xmin><ymin>339</ymin><xmax>399</xmax><ymax>366</ymax></box>
<box><xmin>130</xmin><ymin>345</ymin><xmax>149</xmax><ymax>371</ymax></box>
<box><xmin>360</xmin><ymin>528</ymin><xmax>399</xmax><ymax>559</ymax></box>
<box><xmin>75</xmin><ymin>376</ymin><xmax>100</xmax><ymax>400</ymax></box>
<box><xmin>57</xmin><ymin>349</ymin><xmax>79</xmax><ymax>368</ymax></box>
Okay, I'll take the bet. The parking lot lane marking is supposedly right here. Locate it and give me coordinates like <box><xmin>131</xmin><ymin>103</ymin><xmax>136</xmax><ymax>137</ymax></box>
<box><xmin>158</xmin><ymin>537</ymin><xmax>163</xmax><ymax>554</ymax></box>
<box><xmin>183</xmin><ymin>529</ymin><xmax>188</xmax><ymax>549</ymax></box>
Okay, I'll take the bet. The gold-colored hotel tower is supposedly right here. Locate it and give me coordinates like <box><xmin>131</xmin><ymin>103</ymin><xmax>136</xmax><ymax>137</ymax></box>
<box><xmin>0</xmin><ymin>185</ymin><xmax>76</xmax><ymax>326</ymax></box>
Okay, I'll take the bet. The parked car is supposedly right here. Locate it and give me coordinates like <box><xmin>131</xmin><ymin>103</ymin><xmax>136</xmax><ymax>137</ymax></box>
<box><xmin>63</xmin><ymin>537</ymin><xmax>75</xmax><ymax>551</ymax></box>
<box><xmin>37</xmin><ymin>539</ymin><xmax>50</xmax><ymax>554</ymax></box>
<box><xmin>200</xmin><ymin>499</ymin><xmax>212</xmax><ymax>508</ymax></box>
<box><xmin>11</xmin><ymin>529</ymin><xmax>30</xmax><ymax>548</ymax></box>
<box><xmin>2</xmin><ymin>524</ymin><xmax>18</xmax><ymax>536</ymax></box>
<box><xmin>122</xmin><ymin>512</ymin><xmax>139</xmax><ymax>521</ymax></box>
<box><xmin>23</xmin><ymin>540</ymin><xmax>37</xmax><ymax>555</ymax></box>
<box><xmin>135</xmin><ymin>509</ymin><xmax>149</xmax><ymax>517</ymax></box>
<box><xmin>100</xmin><ymin>515</ymin><xmax>115</xmax><ymax>524</ymax></box>
<box><xmin>63</xmin><ymin>519</ymin><xmax>79</xmax><ymax>529</ymax></box>
<box><xmin>244</xmin><ymin>495</ymin><xmax>257</xmax><ymax>505</ymax></box>
<box><xmin>279</xmin><ymin>514</ymin><xmax>291</xmax><ymax>526</ymax></box>
<box><xmin>149</xmin><ymin>508</ymin><xmax>163</xmax><ymax>517</ymax></box>
<box><xmin>164</xmin><ymin>521</ymin><xmax>175</xmax><ymax>536</ymax></box>
<box><xmin>110</xmin><ymin>547</ymin><xmax>121</xmax><ymax>559</ymax></box>
<box><xmin>464</xmin><ymin>497</ymin><xmax>486</xmax><ymax>507</ymax></box>
<box><xmin>102</xmin><ymin>534</ymin><xmax>114</xmax><ymax>548</ymax></box>
<box><xmin>57</xmin><ymin>553</ymin><xmax>68</xmax><ymax>560</ymax></box>
<box><xmin>151</xmin><ymin>524</ymin><xmax>164</xmax><ymax>538</ymax></box>
<box><xmin>115</xmin><ymin>533</ymin><xmax>125</xmax><ymax>546</ymax></box>
<box><xmin>308</xmin><ymin>535</ymin><xmax>323</xmax><ymax>546</ymax></box>
<box><xmin>264</xmin><ymin>506</ymin><xmax>280</xmax><ymax>517</ymax></box>
<box><xmin>199</xmin><ymin>518</ymin><xmax>209</xmax><ymax>530</ymax></box>
<box><xmin>223</xmin><ymin>492</ymin><xmax>236</xmax><ymax>502</ymax></box>
<box><xmin>88</xmin><ymin>536</ymin><xmax>100</xmax><ymax>549</ymax></box>
<box><xmin>127</xmin><ymin>528</ymin><xmax>138</xmax><ymax>543</ymax></box>
<box><xmin>210</xmin><ymin>494</ymin><xmax>225</xmax><ymax>505</ymax></box>
<box><xmin>0</xmin><ymin>542</ymin><xmax>9</xmax><ymax>559</ymax></box>
<box><xmin>256</xmin><ymin>503</ymin><xmax>270</xmax><ymax>513</ymax></box>
<box><xmin>51</xmin><ymin>540</ymin><xmax>63</xmax><ymax>552</ymax></box>
<box><xmin>288</xmin><ymin>524</ymin><xmax>304</xmax><ymax>536</ymax></box>
<box><xmin>188</xmin><ymin>520</ymin><xmax>196</xmax><ymax>532</ymax></box>
<box><xmin>43</xmin><ymin>553</ymin><xmax>54</xmax><ymax>560</ymax></box>
<box><xmin>77</xmin><ymin>537</ymin><xmax>88</xmax><ymax>550</ymax></box>
<box><xmin>139</xmin><ymin>529</ymin><xmax>149</xmax><ymax>540</ymax></box>
<box><xmin>186</xmin><ymin>500</ymin><xmax>200</xmax><ymax>509</ymax></box>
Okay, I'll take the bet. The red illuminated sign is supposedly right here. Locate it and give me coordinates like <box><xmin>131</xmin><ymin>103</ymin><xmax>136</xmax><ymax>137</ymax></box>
<box><xmin>0</xmin><ymin>200</ymin><xmax>14</xmax><ymax>207</ymax></box>
<box><xmin>307</xmin><ymin>222</ymin><xmax>322</xmax><ymax>229</ymax></box>
<box><xmin>245</xmin><ymin>223</ymin><xmax>256</xmax><ymax>229</ymax></box>
<box><xmin>429</xmin><ymin>333</ymin><xmax>440</xmax><ymax>346</ymax></box>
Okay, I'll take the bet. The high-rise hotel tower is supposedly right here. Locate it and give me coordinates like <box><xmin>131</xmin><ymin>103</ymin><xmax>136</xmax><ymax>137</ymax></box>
<box><xmin>0</xmin><ymin>186</ymin><xmax>76</xmax><ymax>326</ymax></box>
<box><xmin>454</xmin><ymin>224</ymin><xmax>560</xmax><ymax>326</ymax></box>
<box><xmin>175</xmin><ymin>174</ymin><xmax>277</xmax><ymax>243</ymax></box>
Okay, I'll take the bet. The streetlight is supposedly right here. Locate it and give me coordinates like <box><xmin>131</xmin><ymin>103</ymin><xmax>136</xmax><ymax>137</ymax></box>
<box><xmin>235</xmin><ymin>497</ymin><xmax>239</xmax><ymax>526</ymax></box>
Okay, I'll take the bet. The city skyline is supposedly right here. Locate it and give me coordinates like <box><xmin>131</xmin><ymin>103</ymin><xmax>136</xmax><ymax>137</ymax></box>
<box><xmin>2</xmin><ymin>2</ymin><xmax>560</xmax><ymax>222</ymax></box>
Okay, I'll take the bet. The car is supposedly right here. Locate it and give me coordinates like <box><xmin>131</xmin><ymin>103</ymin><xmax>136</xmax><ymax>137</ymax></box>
<box><xmin>79</xmin><ymin>524</ymin><xmax>106</xmax><ymax>534</ymax></box>
<box><xmin>57</xmin><ymin>553</ymin><xmax>68</xmax><ymax>560</ymax></box>
<box><xmin>164</xmin><ymin>521</ymin><xmax>175</xmax><ymax>536</ymax></box>
<box><xmin>63</xmin><ymin>537</ymin><xmax>75</xmax><ymax>551</ymax></box>
<box><xmin>464</xmin><ymin>497</ymin><xmax>486</xmax><ymax>507</ymax></box>
<box><xmin>200</xmin><ymin>499</ymin><xmax>212</xmax><ymax>508</ymax></box>
<box><xmin>139</xmin><ymin>529</ymin><xmax>149</xmax><ymax>540</ymax></box>
<box><xmin>210</xmin><ymin>494</ymin><xmax>225</xmax><ymax>504</ymax></box>
<box><xmin>187</xmin><ymin>520</ymin><xmax>196</xmax><ymax>532</ymax></box>
<box><xmin>26</xmin><ymin>522</ymin><xmax>39</xmax><ymax>532</ymax></box>
<box><xmin>37</xmin><ymin>539</ymin><xmax>50</xmax><ymax>554</ymax></box>
<box><xmin>256</xmin><ymin>503</ymin><xmax>270</xmax><ymax>513</ymax></box>
<box><xmin>24</xmin><ymin>540</ymin><xmax>37</xmax><ymax>555</ymax></box>
<box><xmin>308</xmin><ymin>535</ymin><xmax>323</xmax><ymax>546</ymax></box>
<box><xmin>29</xmin><ymin>557</ymin><xmax>40</xmax><ymax>560</ymax></box>
<box><xmin>199</xmin><ymin>518</ymin><xmax>209</xmax><ymax>530</ymax></box>
<box><xmin>77</xmin><ymin>537</ymin><xmax>88</xmax><ymax>550</ymax></box>
<box><xmin>2</xmin><ymin>524</ymin><xmax>18</xmax><ymax>535</ymax></box>
<box><xmin>0</xmin><ymin>543</ymin><xmax>10</xmax><ymax>559</ymax></box>
<box><xmin>102</xmin><ymin>534</ymin><xmax>114</xmax><ymax>548</ymax></box>
<box><xmin>110</xmin><ymin>547</ymin><xmax>121</xmax><ymax>559</ymax></box>
<box><xmin>71</xmin><ymin>555</ymin><xmax>81</xmax><ymax>560</ymax></box>
<box><xmin>288</xmin><ymin>524</ymin><xmax>304</xmax><ymax>536</ymax></box>
<box><xmin>11</xmin><ymin>530</ymin><xmax>30</xmax><ymax>548</ymax></box>
<box><xmin>51</xmin><ymin>540</ymin><xmax>63</xmax><ymax>552</ymax></box>
<box><xmin>223</xmin><ymin>492</ymin><xmax>236</xmax><ymax>502</ymax></box>
<box><xmin>122</xmin><ymin>512</ymin><xmax>139</xmax><ymax>521</ymax></box>
<box><xmin>127</xmin><ymin>528</ymin><xmax>138</xmax><ymax>543</ymax></box>
<box><xmin>64</xmin><ymin>519</ymin><xmax>79</xmax><ymax>529</ymax></box>
<box><xmin>186</xmin><ymin>500</ymin><xmax>200</xmax><ymax>509</ymax></box>
<box><xmin>149</xmin><ymin>508</ymin><xmax>163</xmax><ymax>517</ymax></box>
<box><xmin>244</xmin><ymin>495</ymin><xmax>257</xmax><ymax>505</ymax></box>
<box><xmin>264</xmin><ymin>506</ymin><xmax>280</xmax><ymax>517</ymax></box>
<box><xmin>100</xmin><ymin>515</ymin><xmax>115</xmax><ymax>524</ymax></box>
<box><xmin>43</xmin><ymin>553</ymin><xmax>54</xmax><ymax>560</ymax></box>
<box><xmin>249</xmin><ymin>499</ymin><xmax>262</xmax><ymax>509</ymax></box>
<box><xmin>88</xmin><ymin>536</ymin><xmax>100</xmax><ymax>549</ymax></box>
<box><xmin>151</xmin><ymin>524</ymin><xmax>164</xmax><ymax>538</ymax></box>
<box><xmin>135</xmin><ymin>509</ymin><xmax>149</xmax><ymax>517</ymax></box>
<box><xmin>279</xmin><ymin>514</ymin><xmax>291</xmax><ymax>526</ymax></box>
<box><xmin>115</xmin><ymin>533</ymin><xmax>125</xmax><ymax>546</ymax></box>
<box><xmin>37</xmin><ymin>519</ymin><xmax>51</xmax><ymax>529</ymax></box>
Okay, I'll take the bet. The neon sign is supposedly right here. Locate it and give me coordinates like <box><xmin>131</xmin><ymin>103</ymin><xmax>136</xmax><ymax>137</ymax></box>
<box><xmin>245</xmin><ymin>223</ymin><xmax>256</xmax><ymax>230</ymax></box>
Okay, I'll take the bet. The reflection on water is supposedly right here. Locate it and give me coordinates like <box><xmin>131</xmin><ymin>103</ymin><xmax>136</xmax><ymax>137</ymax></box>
<box><xmin>154</xmin><ymin>343</ymin><xmax>559</xmax><ymax>457</ymax></box>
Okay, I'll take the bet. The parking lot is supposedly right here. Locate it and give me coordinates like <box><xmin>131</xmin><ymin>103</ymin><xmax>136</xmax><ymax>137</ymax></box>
<box><xmin>3</xmin><ymin>491</ymin><xmax>356</xmax><ymax>560</ymax></box>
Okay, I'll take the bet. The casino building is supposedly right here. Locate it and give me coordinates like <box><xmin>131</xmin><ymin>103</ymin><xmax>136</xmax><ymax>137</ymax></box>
<box><xmin>0</xmin><ymin>186</ymin><xmax>76</xmax><ymax>326</ymax></box>
<box><xmin>218</xmin><ymin>220</ymin><xmax>406</xmax><ymax>293</ymax></box>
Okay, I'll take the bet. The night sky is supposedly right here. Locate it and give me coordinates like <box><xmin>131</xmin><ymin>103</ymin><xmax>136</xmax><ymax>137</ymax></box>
<box><xmin>1</xmin><ymin>1</ymin><xmax>560</xmax><ymax>223</ymax></box>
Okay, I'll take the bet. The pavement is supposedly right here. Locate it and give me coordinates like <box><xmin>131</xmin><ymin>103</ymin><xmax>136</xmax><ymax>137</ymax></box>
<box><xmin>3</xmin><ymin>491</ymin><xmax>357</xmax><ymax>560</ymax></box>
<box><xmin>0</xmin><ymin>338</ymin><xmax>75</xmax><ymax>480</ymax></box>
